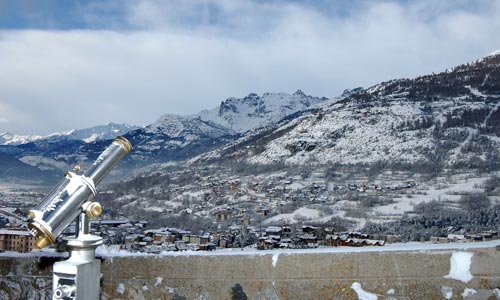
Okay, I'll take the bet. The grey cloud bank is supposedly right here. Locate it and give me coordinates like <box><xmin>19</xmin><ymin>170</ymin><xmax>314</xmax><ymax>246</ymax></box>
<box><xmin>0</xmin><ymin>0</ymin><xmax>500</xmax><ymax>135</ymax></box>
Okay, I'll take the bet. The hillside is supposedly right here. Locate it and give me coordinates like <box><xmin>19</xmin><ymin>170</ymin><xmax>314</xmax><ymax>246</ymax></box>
<box><xmin>0</xmin><ymin>153</ymin><xmax>59</xmax><ymax>184</ymax></box>
<box><xmin>191</xmin><ymin>52</ymin><xmax>500</xmax><ymax>172</ymax></box>
<box><xmin>122</xmin><ymin>114</ymin><xmax>238</xmax><ymax>165</ymax></box>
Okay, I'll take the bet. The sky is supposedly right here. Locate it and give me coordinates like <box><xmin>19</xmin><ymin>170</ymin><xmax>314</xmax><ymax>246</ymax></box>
<box><xmin>0</xmin><ymin>0</ymin><xmax>500</xmax><ymax>135</ymax></box>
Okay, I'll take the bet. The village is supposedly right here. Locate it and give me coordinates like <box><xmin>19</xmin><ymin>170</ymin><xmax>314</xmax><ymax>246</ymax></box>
<box><xmin>0</xmin><ymin>166</ymin><xmax>499</xmax><ymax>254</ymax></box>
<box><xmin>1</xmin><ymin>215</ymin><xmax>499</xmax><ymax>254</ymax></box>
<box><xmin>0</xmin><ymin>217</ymin><xmax>387</xmax><ymax>253</ymax></box>
<box><xmin>100</xmin><ymin>165</ymin><xmax>427</xmax><ymax>234</ymax></box>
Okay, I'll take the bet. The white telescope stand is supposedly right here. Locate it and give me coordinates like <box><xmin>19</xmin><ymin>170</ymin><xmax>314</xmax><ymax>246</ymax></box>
<box><xmin>52</xmin><ymin>213</ymin><xmax>102</xmax><ymax>300</ymax></box>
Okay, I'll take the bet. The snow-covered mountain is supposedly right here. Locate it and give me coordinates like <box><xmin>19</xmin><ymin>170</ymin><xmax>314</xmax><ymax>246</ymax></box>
<box><xmin>191</xmin><ymin>52</ymin><xmax>500</xmax><ymax>170</ymax></box>
<box><xmin>0</xmin><ymin>123</ymin><xmax>140</xmax><ymax>178</ymax></box>
<box><xmin>0</xmin><ymin>115</ymin><xmax>237</xmax><ymax>177</ymax></box>
<box><xmin>123</xmin><ymin>114</ymin><xmax>237</xmax><ymax>164</ymax></box>
<box><xmin>196</xmin><ymin>90</ymin><xmax>328</xmax><ymax>133</ymax></box>
<box><xmin>55</xmin><ymin>122</ymin><xmax>141</xmax><ymax>143</ymax></box>
<box><xmin>0</xmin><ymin>132</ymin><xmax>42</xmax><ymax>145</ymax></box>
<box><xmin>4</xmin><ymin>50</ymin><xmax>500</xmax><ymax>184</ymax></box>
<box><xmin>0</xmin><ymin>90</ymin><xmax>332</xmax><ymax>180</ymax></box>
<box><xmin>0</xmin><ymin>122</ymin><xmax>139</xmax><ymax>145</ymax></box>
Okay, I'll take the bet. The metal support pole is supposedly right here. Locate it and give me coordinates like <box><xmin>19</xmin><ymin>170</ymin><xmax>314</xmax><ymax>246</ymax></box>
<box><xmin>52</xmin><ymin>213</ymin><xmax>102</xmax><ymax>300</ymax></box>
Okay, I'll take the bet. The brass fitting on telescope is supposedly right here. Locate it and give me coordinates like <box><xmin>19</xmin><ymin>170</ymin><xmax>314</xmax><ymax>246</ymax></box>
<box><xmin>71</xmin><ymin>164</ymin><xmax>82</xmax><ymax>173</ymax></box>
<box><xmin>114</xmin><ymin>136</ymin><xmax>133</xmax><ymax>154</ymax></box>
<box><xmin>83</xmin><ymin>202</ymin><xmax>102</xmax><ymax>219</ymax></box>
<box><xmin>35</xmin><ymin>237</ymin><xmax>52</xmax><ymax>249</ymax></box>
<box><xmin>28</xmin><ymin>219</ymin><xmax>56</xmax><ymax>249</ymax></box>
<box><xmin>27</xmin><ymin>210</ymin><xmax>36</xmax><ymax>219</ymax></box>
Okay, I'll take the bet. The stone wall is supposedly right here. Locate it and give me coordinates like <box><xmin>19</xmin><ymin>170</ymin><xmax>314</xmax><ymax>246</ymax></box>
<box><xmin>1</xmin><ymin>243</ymin><xmax>500</xmax><ymax>300</ymax></box>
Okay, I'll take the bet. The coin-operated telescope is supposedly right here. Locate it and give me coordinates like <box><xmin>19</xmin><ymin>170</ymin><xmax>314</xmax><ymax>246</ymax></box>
<box><xmin>27</xmin><ymin>136</ymin><xmax>132</xmax><ymax>300</ymax></box>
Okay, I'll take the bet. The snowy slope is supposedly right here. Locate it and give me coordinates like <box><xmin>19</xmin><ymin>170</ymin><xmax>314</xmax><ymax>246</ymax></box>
<box><xmin>146</xmin><ymin>114</ymin><xmax>233</xmax><ymax>138</ymax></box>
<box><xmin>191</xmin><ymin>52</ymin><xmax>500</xmax><ymax>168</ymax></box>
<box><xmin>196</xmin><ymin>90</ymin><xmax>328</xmax><ymax>133</ymax></box>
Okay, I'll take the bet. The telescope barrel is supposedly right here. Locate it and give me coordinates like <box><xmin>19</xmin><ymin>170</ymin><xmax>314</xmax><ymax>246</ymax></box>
<box><xmin>85</xmin><ymin>136</ymin><xmax>132</xmax><ymax>185</ymax></box>
<box><xmin>27</xmin><ymin>136</ymin><xmax>132</xmax><ymax>249</ymax></box>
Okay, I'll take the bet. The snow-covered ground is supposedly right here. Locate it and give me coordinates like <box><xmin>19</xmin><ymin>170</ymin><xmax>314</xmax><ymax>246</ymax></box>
<box><xmin>263</xmin><ymin>207</ymin><xmax>324</xmax><ymax>225</ymax></box>
<box><xmin>91</xmin><ymin>239</ymin><xmax>500</xmax><ymax>258</ymax></box>
<box><xmin>3</xmin><ymin>239</ymin><xmax>495</xmax><ymax>259</ymax></box>
<box><xmin>373</xmin><ymin>175</ymin><xmax>489</xmax><ymax>216</ymax></box>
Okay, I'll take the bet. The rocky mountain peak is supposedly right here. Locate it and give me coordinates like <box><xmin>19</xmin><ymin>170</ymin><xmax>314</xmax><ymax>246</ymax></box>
<box><xmin>293</xmin><ymin>89</ymin><xmax>306</xmax><ymax>97</ymax></box>
<box><xmin>198</xmin><ymin>90</ymin><xmax>329</xmax><ymax>133</ymax></box>
<box><xmin>340</xmin><ymin>87</ymin><xmax>364</xmax><ymax>98</ymax></box>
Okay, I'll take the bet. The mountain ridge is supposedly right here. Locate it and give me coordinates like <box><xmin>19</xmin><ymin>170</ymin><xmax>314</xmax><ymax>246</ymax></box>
<box><xmin>195</xmin><ymin>89</ymin><xmax>329</xmax><ymax>133</ymax></box>
<box><xmin>0</xmin><ymin>122</ymin><xmax>140</xmax><ymax>145</ymax></box>
<box><xmin>190</xmin><ymin>52</ymin><xmax>500</xmax><ymax>170</ymax></box>
<box><xmin>1</xmin><ymin>52</ymin><xmax>500</xmax><ymax>183</ymax></box>
<box><xmin>0</xmin><ymin>90</ymin><xmax>333</xmax><ymax>179</ymax></box>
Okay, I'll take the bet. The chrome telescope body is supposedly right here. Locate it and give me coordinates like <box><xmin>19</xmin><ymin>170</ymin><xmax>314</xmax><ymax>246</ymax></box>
<box><xmin>27</xmin><ymin>136</ymin><xmax>132</xmax><ymax>249</ymax></box>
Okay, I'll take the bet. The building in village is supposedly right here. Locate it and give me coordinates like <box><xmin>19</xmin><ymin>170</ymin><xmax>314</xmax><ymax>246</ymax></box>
<box><xmin>0</xmin><ymin>229</ymin><xmax>36</xmax><ymax>253</ymax></box>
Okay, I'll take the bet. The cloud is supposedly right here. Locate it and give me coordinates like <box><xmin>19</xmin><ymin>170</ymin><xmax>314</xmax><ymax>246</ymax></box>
<box><xmin>1</xmin><ymin>0</ymin><xmax>500</xmax><ymax>135</ymax></box>
<box><xmin>0</xmin><ymin>102</ymin><xmax>36</xmax><ymax>132</ymax></box>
